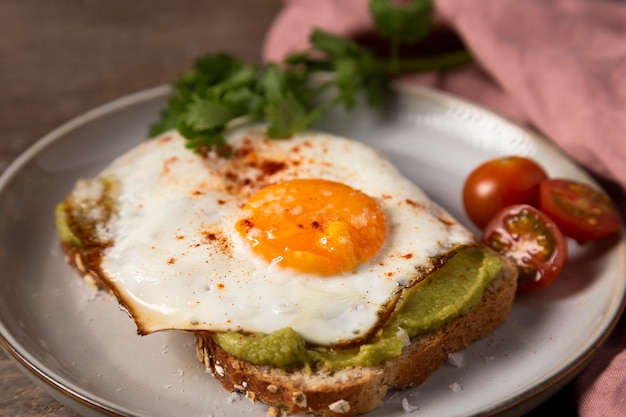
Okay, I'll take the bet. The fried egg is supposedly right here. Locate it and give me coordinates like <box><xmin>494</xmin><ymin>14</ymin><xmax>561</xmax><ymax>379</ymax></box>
<box><xmin>68</xmin><ymin>125</ymin><xmax>476</xmax><ymax>346</ymax></box>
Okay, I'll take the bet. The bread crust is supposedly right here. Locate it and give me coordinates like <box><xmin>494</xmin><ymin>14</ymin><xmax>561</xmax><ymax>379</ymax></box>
<box><xmin>195</xmin><ymin>254</ymin><xmax>518</xmax><ymax>417</ymax></box>
<box><xmin>62</xmin><ymin>238</ymin><xmax>517</xmax><ymax>416</ymax></box>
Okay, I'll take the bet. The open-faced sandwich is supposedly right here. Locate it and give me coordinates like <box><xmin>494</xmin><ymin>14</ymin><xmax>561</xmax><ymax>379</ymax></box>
<box><xmin>55</xmin><ymin>125</ymin><xmax>517</xmax><ymax>416</ymax></box>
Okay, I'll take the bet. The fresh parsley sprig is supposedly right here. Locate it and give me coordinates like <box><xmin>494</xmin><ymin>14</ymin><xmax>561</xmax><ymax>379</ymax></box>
<box><xmin>150</xmin><ymin>0</ymin><xmax>471</xmax><ymax>155</ymax></box>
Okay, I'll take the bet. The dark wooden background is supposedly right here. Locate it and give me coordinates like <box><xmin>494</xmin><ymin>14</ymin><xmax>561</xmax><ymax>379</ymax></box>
<box><xmin>0</xmin><ymin>1</ymin><xmax>580</xmax><ymax>415</ymax></box>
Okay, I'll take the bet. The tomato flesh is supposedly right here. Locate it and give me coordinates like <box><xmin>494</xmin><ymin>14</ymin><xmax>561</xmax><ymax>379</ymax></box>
<box><xmin>463</xmin><ymin>156</ymin><xmax>548</xmax><ymax>229</ymax></box>
<box><xmin>539</xmin><ymin>179</ymin><xmax>621</xmax><ymax>243</ymax></box>
<box><xmin>482</xmin><ymin>204</ymin><xmax>568</xmax><ymax>293</ymax></box>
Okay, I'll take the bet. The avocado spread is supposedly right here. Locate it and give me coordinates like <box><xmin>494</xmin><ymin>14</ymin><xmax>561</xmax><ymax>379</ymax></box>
<box><xmin>55</xmin><ymin>202</ymin><xmax>83</xmax><ymax>247</ymax></box>
<box><xmin>56</xmin><ymin>198</ymin><xmax>501</xmax><ymax>371</ymax></box>
<box><xmin>214</xmin><ymin>246</ymin><xmax>502</xmax><ymax>370</ymax></box>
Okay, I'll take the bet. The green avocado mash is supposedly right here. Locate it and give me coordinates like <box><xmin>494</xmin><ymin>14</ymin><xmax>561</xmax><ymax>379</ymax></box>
<box><xmin>56</xmin><ymin>177</ymin><xmax>118</xmax><ymax>249</ymax></box>
<box><xmin>55</xmin><ymin>194</ymin><xmax>501</xmax><ymax>371</ymax></box>
<box><xmin>55</xmin><ymin>202</ymin><xmax>83</xmax><ymax>247</ymax></box>
<box><xmin>214</xmin><ymin>246</ymin><xmax>502</xmax><ymax>370</ymax></box>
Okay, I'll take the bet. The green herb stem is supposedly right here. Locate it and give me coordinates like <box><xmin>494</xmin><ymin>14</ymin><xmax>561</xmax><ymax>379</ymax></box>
<box><xmin>150</xmin><ymin>1</ymin><xmax>474</xmax><ymax>155</ymax></box>
<box><xmin>384</xmin><ymin>49</ymin><xmax>473</xmax><ymax>75</ymax></box>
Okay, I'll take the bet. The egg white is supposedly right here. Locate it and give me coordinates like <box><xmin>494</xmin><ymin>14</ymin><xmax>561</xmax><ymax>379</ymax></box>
<box><xmin>80</xmin><ymin>125</ymin><xmax>476</xmax><ymax>346</ymax></box>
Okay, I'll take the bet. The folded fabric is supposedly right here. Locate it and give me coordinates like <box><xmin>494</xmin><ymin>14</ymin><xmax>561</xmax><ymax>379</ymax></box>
<box><xmin>263</xmin><ymin>1</ymin><xmax>626</xmax><ymax>416</ymax></box>
<box><xmin>263</xmin><ymin>0</ymin><xmax>626</xmax><ymax>191</ymax></box>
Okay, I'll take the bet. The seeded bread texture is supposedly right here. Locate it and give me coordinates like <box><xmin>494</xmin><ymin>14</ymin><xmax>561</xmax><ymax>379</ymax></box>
<box><xmin>194</xmin><ymin>254</ymin><xmax>518</xmax><ymax>417</ymax></box>
<box><xmin>61</xmin><ymin>239</ymin><xmax>517</xmax><ymax>416</ymax></box>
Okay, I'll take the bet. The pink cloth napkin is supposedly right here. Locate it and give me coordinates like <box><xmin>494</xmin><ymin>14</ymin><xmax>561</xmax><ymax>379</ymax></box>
<box><xmin>263</xmin><ymin>0</ymin><xmax>626</xmax><ymax>190</ymax></box>
<box><xmin>263</xmin><ymin>1</ymin><xmax>626</xmax><ymax>416</ymax></box>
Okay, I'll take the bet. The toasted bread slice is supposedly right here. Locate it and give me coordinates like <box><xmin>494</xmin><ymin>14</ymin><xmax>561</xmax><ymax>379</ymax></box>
<box><xmin>61</xmin><ymin>239</ymin><xmax>517</xmax><ymax>416</ymax></box>
<box><xmin>194</xmin><ymin>253</ymin><xmax>518</xmax><ymax>417</ymax></box>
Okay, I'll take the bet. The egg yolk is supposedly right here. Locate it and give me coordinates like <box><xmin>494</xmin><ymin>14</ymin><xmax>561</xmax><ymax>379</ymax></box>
<box><xmin>236</xmin><ymin>179</ymin><xmax>387</xmax><ymax>275</ymax></box>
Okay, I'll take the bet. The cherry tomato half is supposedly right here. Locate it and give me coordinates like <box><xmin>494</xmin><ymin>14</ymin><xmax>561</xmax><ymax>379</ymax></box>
<box><xmin>463</xmin><ymin>156</ymin><xmax>548</xmax><ymax>229</ymax></box>
<box><xmin>482</xmin><ymin>204</ymin><xmax>568</xmax><ymax>293</ymax></box>
<box><xmin>539</xmin><ymin>179</ymin><xmax>621</xmax><ymax>243</ymax></box>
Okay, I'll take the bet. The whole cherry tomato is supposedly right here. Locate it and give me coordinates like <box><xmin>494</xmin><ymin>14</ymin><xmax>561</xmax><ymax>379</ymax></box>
<box><xmin>539</xmin><ymin>179</ymin><xmax>621</xmax><ymax>243</ymax></box>
<box><xmin>463</xmin><ymin>156</ymin><xmax>548</xmax><ymax>229</ymax></box>
<box><xmin>482</xmin><ymin>204</ymin><xmax>568</xmax><ymax>293</ymax></box>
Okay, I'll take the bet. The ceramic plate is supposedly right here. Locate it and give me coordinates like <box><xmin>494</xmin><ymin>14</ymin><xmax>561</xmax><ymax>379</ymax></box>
<box><xmin>0</xmin><ymin>84</ymin><xmax>624</xmax><ymax>417</ymax></box>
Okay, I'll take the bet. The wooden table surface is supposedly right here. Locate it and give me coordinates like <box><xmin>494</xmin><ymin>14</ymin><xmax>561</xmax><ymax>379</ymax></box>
<box><xmin>0</xmin><ymin>1</ymin><xmax>598</xmax><ymax>416</ymax></box>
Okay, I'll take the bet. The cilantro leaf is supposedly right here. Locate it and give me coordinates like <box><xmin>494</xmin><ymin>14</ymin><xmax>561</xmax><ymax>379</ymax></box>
<box><xmin>183</xmin><ymin>95</ymin><xmax>234</xmax><ymax>131</ymax></box>
<box><xmin>370</xmin><ymin>0</ymin><xmax>433</xmax><ymax>44</ymax></box>
<box><xmin>309</xmin><ymin>28</ymin><xmax>371</xmax><ymax>59</ymax></box>
<box><xmin>150</xmin><ymin>52</ymin><xmax>265</xmax><ymax>153</ymax></box>
<box><xmin>307</xmin><ymin>29</ymin><xmax>389</xmax><ymax>109</ymax></box>
<box><xmin>259</xmin><ymin>64</ymin><xmax>320</xmax><ymax>138</ymax></box>
<box><xmin>150</xmin><ymin>1</ymin><xmax>471</xmax><ymax>156</ymax></box>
